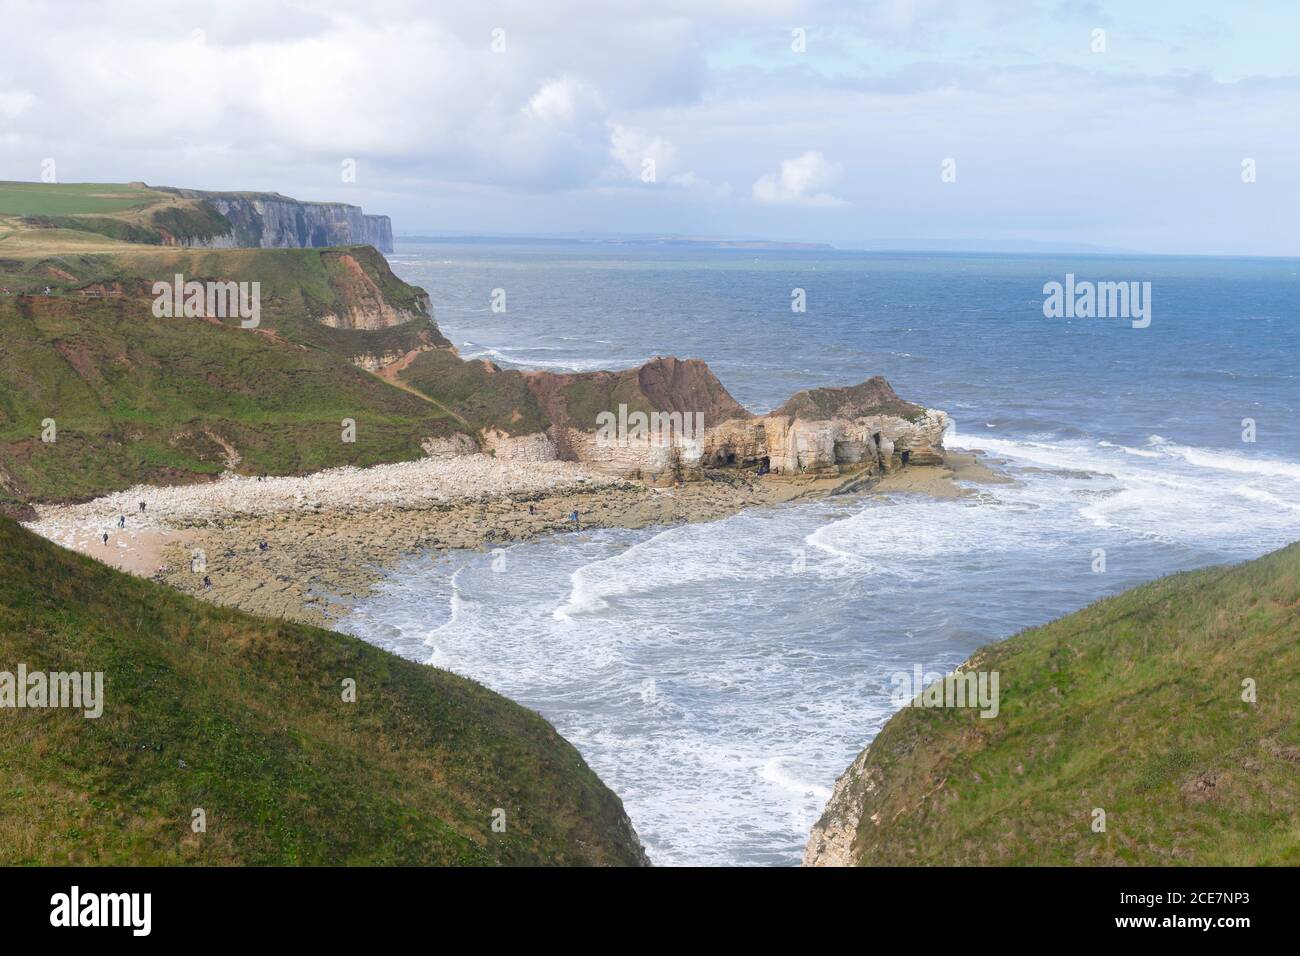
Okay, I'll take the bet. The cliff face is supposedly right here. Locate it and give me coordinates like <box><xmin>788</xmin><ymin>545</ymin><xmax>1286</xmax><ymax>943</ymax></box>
<box><xmin>396</xmin><ymin>353</ymin><xmax>948</xmax><ymax>481</ymax></box>
<box><xmin>361</xmin><ymin>213</ymin><xmax>393</xmax><ymax>252</ymax></box>
<box><xmin>162</xmin><ymin>189</ymin><xmax>394</xmax><ymax>253</ymax></box>
<box><xmin>535</xmin><ymin>359</ymin><xmax>949</xmax><ymax>481</ymax></box>
<box><xmin>318</xmin><ymin>249</ymin><xmax>429</xmax><ymax>330</ymax></box>
<box><xmin>560</xmin><ymin>398</ymin><xmax>948</xmax><ymax>480</ymax></box>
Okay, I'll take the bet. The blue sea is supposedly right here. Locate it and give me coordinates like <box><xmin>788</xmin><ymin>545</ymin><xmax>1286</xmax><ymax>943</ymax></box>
<box><xmin>342</xmin><ymin>243</ymin><xmax>1300</xmax><ymax>866</ymax></box>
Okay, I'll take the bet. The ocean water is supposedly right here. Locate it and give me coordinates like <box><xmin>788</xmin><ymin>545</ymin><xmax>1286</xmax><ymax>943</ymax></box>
<box><xmin>341</xmin><ymin>243</ymin><xmax>1300</xmax><ymax>866</ymax></box>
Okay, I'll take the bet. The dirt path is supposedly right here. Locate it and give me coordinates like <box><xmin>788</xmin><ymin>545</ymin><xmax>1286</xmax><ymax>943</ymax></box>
<box><xmin>366</xmin><ymin>350</ymin><xmax>473</xmax><ymax>428</ymax></box>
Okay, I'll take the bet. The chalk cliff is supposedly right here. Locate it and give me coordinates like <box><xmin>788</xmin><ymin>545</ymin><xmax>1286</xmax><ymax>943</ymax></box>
<box><xmin>160</xmin><ymin>188</ymin><xmax>394</xmax><ymax>252</ymax></box>
<box><xmin>555</xmin><ymin>362</ymin><xmax>946</xmax><ymax>480</ymax></box>
<box><xmin>393</xmin><ymin>351</ymin><xmax>948</xmax><ymax>481</ymax></box>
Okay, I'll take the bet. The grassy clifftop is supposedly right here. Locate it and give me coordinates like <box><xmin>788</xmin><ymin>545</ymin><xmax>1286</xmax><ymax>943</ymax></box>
<box><xmin>0</xmin><ymin>181</ymin><xmax>229</xmax><ymax>246</ymax></box>
<box><xmin>807</xmin><ymin>542</ymin><xmax>1300</xmax><ymax>866</ymax></box>
<box><xmin>0</xmin><ymin>236</ymin><xmax>460</xmax><ymax>508</ymax></box>
<box><xmin>0</xmin><ymin>517</ymin><xmax>647</xmax><ymax>865</ymax></box>
<box><xmin>399</xmin><ymin>352</ymin><xmax>752</xmax><ymax>441</ymax></box>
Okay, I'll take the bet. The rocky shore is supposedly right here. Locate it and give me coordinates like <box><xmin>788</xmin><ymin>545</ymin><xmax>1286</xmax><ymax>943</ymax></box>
<box><xmin>25</xmin><ymin>450</ymin><xmax>1003</xmax><ymax>627</ymax></box>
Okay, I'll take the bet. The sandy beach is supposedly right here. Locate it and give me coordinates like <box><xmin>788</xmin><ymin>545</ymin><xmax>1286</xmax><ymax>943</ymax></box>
<box><xmin>25</xmin><ymin>450</ymin><xmax>1007</xmax><ymax>626</ymax></box>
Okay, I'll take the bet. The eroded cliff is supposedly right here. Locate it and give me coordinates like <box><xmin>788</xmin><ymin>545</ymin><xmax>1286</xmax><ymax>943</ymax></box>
<box><xmin>163</xmin><ymin>188</ymin><xmax>394</xmax><ymax>252</ymax></box>
<box><xmin>396</xmin><ymin>352</ymin><xmax>949</xmax><ymax>481</ymax></box>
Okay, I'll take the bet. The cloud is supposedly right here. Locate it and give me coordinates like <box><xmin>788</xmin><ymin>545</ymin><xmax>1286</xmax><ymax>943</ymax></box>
<box><xmin>527</xmin><ymin>76</ymin><xmax>603</xmax><ymax>125</ymax></box>
<box><xmin>752</xmin><ymin>151</ymin><xmax>847</xmax><ymax>206</ymax></box>
<box><xmin>0</xmin><ymin>1</ymin><xmax>1296</xmax><ymax>252</ymax></box>
<box><xmin>608</xmin><ymin>124</ymin><xmax>678</xmax><ymax>182</ymax></box>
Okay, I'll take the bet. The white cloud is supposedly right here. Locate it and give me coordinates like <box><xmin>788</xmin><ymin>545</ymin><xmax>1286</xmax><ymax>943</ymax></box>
<box><xmin>527</xmin><ymin>76</ymin><xmax>603</xmax><ymax>125</ymax></box>
<box><xmin>608</xmin><ymin>124</ymin><xmax>678</xmax><ymax>181</ymax></box>
<box><xmin>0</xmin><ymin>1</ymin><xmax>1295</xmax><ymax>252</ymax></box>
<box><xmin>752</xmin><ymin>151</ymin><xmax>846</xmax><ymax>206</ymax></box>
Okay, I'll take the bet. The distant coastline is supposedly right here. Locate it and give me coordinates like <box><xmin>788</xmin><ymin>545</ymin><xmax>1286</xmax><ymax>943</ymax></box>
<box><xmin>393</xmin><ymin>234</ymin><xmax>1138</xmax><ymax>255</ymax></box>
<box><xmin>396</xmin><ymin>234</ymin><xmax>835</xmax><ymax>251</ymax></box>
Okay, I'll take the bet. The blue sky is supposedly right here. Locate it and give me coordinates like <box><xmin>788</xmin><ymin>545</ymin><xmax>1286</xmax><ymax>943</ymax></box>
<box><xmin>0</xmin><ymin>0</ymin><xmax>1296</xmax><ymax>254</ymax></box>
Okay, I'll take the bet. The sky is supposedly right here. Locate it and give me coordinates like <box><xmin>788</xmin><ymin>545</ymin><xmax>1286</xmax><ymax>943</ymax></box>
<box><xmin>0</xmin><ymin>0</ymin><xmax>1296</xmax><ymax>255</ymax></box>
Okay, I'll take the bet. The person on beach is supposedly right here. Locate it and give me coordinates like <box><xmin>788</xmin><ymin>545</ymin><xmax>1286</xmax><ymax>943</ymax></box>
<box><xmin>570</xmin><ymin>510</ymin><xmax>580</xmax><ymax>529</ymax></box>
<box><xmin>259</xmin><ymin>541</ymin><xmax>268</xmax><ymax>552</ymax></box>
<box><xmin>118</xmin><ymin>515</ymin><xmax>125</xmax><ymax>528</ymax></box>
<box><xmin>203</xmin><ymin>575</ymin><xmax>212</xmax><ymax>590</ymax></box>
<box><xmin>101</xmin><ymin>532</ymin><xmax>109</xmax><ymax>545</ymax></box>
<box><xmin>139</xmin><ymin>501</ymin><xmax>146</xmax><ymax>513</ymax></box>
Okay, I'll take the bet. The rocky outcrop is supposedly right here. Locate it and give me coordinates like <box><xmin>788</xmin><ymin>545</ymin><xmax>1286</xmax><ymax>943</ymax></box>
<box><xmin>523</xmin><ymin>357</ymin><xmax>751</xmax><ymax>431</ymax></box>
<box><xmin>803</xmin><ymin>747</ymin><xmax>881</xmax><ymax>867</ymax></box>
<box><xmin>558</xmin><ymin>364</ymin><xmax>947</xmax><ymax>482</ymax></box>
<box><xmin>447</xmin><ymin>356</ymin><xmax>948</xmax><ymax>483</ymax></box>
<box><xmin>419</xmin><ymin>434</ymin><xmax>479</xmax><ymax>459</ymax></box>
<box><xmin>481</xmin><ymin>429</ymin><xmax>558</xmax><ymax>462</ymax></box>
<box><xmin>160</xmin><ymin>188</ymin><xmax>394</xmax><ymax>253</ymax></box>
<box><xmin>352</xmin><ymin>348</ymin><xmax>418</xmax><ymax>373</ymax></box>
<box><xmin>320</xmin><ymin>251</ymin><xmax>429</xmax><ymax>330</ymax></box>
<box><xmin>703</xmin><ymin>406</ymin><xmax>949</xmax><ymax>478</ymax></box>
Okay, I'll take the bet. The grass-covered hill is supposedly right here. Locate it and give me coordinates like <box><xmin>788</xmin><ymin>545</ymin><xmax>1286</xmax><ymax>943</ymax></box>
<box><xmin>0</xmin><ymin>181</ymin><xmax>237</xmax><ymax>246</ymax></box>
<box><xmin>0</xmin><ymin>241</ymin><xmax>463</xmax><ymax>509</ymax></box>
<box><xmin>776</xmin><ymin>375</ymin><xmax>926</xmax><ymax>424</ymax></box>
<box><xmin>0</xmin><ymin>516</ymin><xmax>648</xmax><ymax>865</ymax></box>
<box><xmin>805</xmin><ymin>542</ymin><xmax>1300</xmax><ymax>866</ymax></box>
<box><xmin>398</xmin><ymin>351</ymin><xmax>750</xmax><ymax>440</ymax></box>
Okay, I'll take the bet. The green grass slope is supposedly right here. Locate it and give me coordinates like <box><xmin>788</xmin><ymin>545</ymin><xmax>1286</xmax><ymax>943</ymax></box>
<box><xmin>0</xmin><ymin>181</ymin><xmax>230</xmax><ymax>246</ymax></box>
<box><xmin>0</xmin><ymin>182</ymin><xmax>169</xmax><ymax>217</ymax></box>
<box><xmin>814</xmin><ymin>542</ymin><xmax>1300</xmax><ymax>866</ymax></box>
<box><xmin>0</xmin><ymin>517</ymin><xmax>647</xmax><ymax>865</ymax></box>
<box><xmin>398</xmin><ymin>350</ymin><xmax>551</xmax><ymax>436</ymax></box>
<box><xmin>398</xmin><ymin>353</ymin><xmax>752</xmax><ymax>446</ymax></box>
<box><xmin>0</xmin><ymin>244</ymin><xmax>461</xmax><ymax>507</ymax></box>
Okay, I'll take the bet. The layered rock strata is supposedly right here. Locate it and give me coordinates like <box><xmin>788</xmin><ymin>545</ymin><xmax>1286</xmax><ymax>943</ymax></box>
<box><xmin>419</xmin><ymin>355</ymin><xmax>948</xmax><ymax>482</ymax></box>
<box><xmin>164</xmin><ymin>189</ymin><xmax>394</xmax><ymax>253</ymax></box>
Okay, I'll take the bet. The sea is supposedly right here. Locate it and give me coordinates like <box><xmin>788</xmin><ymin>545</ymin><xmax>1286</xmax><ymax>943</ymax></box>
<box><xmin>340</xmin><ymin>242</ymin><xmax>1300</xmax><ymax>866</ymax></box>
